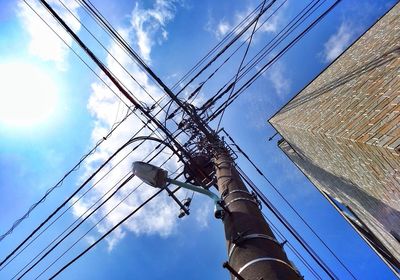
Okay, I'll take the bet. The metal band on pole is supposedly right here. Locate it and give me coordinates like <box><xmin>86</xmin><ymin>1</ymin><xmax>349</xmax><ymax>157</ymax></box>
<box><xmin>228</xmin><ymin>234</ymin><xmax>280</xmax><ymax>260</ymax></box>
<box><xmin>234</xmin><ymin>257</ymin><xmax>300</xmax><ymax>280</ymax></box>
<box><xmin>223</xmin><ymin>189</ymin><xmax>252</xmax><ymax>198</ymax></box>
<box><xmin>225</xmin><ymin>197</ymin><xmax>259</xmax><ymax>208</ymax></box>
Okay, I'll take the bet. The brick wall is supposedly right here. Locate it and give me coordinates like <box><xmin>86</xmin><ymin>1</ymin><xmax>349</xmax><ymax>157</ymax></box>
<box><xmin>270</xmin><ymin>3</ymin><xmax>400</xmax><ymax>262</ymax></box>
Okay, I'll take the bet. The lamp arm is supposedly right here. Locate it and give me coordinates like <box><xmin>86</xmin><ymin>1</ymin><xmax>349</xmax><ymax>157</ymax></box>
<box><xmin>166</xmin><ymin>178</ymin><xmax>221</xmax><ymax>205</ymax></box>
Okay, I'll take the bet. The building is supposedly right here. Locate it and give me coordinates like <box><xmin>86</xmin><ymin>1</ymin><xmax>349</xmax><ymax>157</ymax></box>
<box><xmin>269</xmin><ymin>2</ymin><xmax>400</xmax><ymax>273</ymax></box>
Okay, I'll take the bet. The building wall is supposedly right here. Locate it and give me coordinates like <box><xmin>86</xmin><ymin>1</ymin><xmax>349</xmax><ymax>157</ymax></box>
<box><xmin>269</xmin><ymin>3</ymin><xmax>400</xmax><ymax>261</ymax></box>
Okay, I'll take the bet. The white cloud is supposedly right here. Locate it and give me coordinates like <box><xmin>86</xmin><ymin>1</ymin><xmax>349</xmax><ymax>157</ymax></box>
<box><xmin>267</xmin><ymin>62</ymin><xmax>290</xmax><ymax>98</ymax></box>
<box><xmin>17</xmin><ymin>0</ymin><xmax>81</xmax><ymax>70</ymax></box>
<box><xmin>323</xmin><ymin>22</ymin><xmax>354</xmax><ymax>62</ymax></box>
<box><xmin>208</xmin><ymin>4</ymin><xmax>284</xmax><ymax>40</ymax></box>
<box><xmin>129</xmin><ymin>0</ymin><xmax>180</xmax><ymax>61</ymax></box>
<box><xmin>194</xmin><ymin>202</ymin><xmax>212</xmax><ymax>229</ymax></box>
<box><xmin>71</xmin><ymin>0</ymin><xmax>194</xmax><ymax>251</ymax></box>
<box><xmin>215</xmin><ymin>20</ymin><xmax>231</xmax><ymax>39</ymax></box>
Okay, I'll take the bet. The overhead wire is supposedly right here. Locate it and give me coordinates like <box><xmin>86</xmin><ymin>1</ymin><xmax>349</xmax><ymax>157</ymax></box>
<box><xmin>200</xmin><ymin>0</ymin><xmax>324</xmax><ymax>118</ymax></box>
<box><xmin>6</xmin><ymin>127</ymin><xmax>165</xmax><ymax>273</ymax></box>
<box><xmin>162</xmin><ymin>1</ymin><xmax>269</xmax><ymax>122</ymax></box>
<box><xmin>5</xmin><ymin>0</ymin><xmax>350</xmax><ymax>278</ymax></box>
<box><xmin>76</xmin><ymin>0</ymin><xmax>167</xmax><ymax>96</ymax></box>
<box><xmin>59</xmin><ymin>0</ymin><xmax>176</xmax><ymax>116</ymax></box>
<box><xmin>208</xmin><ymin>0</ymin><xmax>341</xmax><ymax>121</ymax></box>
<box><xmin>215</xmin><ymin>0</ymin><xmax>267</xmax><ymax>131</ymax></box>
<box><xmin>0</xmin><ymin>89</ymin><xmax>135</xmax><ymax>246</ymax></box>
<box><xmin>68</xmin><ymin>8</ymin><xmax>346</xmax><ymax>280</ymax></box>
<box><xmin>14</xmin><ymin>133</ymin><xmax>184</xmax><ymax>278</ymax></box>
<box><xmin>40</xmin><ymin>0</ymin><xmax>210</xmax><ymax>166</ymax></box>
<box><xmin>2</xmin><ymin>132</ymin><xmax>145</xmax><ymax>270</ymax></box>
<box><xmin>0</xmin><ymin>0</ymin><xmax>218</xmax><ymax>274</ymax></box>
<box><xmin>47</xmin><ymin>188</ymin><xmax>162</xmax><ymax>280</ymax></box>
<box><xmin>44</xmin><ymin>164</ymin><xmax>184</xmax><ymax>279</ymax></box>
<box><xmin>169</xmin><ymin>2</ymin><xmax>265</xmax><ymax>91</ymax></box>
<box><xmin>164</xmin><ymin>0</ymin><xmax>280</xmax><ymax>122</ymax></box>
<box><xmin>5</xmin><ymin>0</ymin><xmax>226</xmax><ymax>261</ymax></box>
<box><xmin>62</xmin><ymin>5</ymin><xmax>348</xmax><ymax>279</ymax></box>
<box><xmin>186</xmin><ymin>0</ymin><xmax>289</xmax><ymax>106</ymax></box>
<box><xmin>33</xmin><ymin>0</ymin><xmax>196</xmax><ymax>167</ymax></box>
<box><xmin>76</xmin><ymin>1</ymin><xmax>284</xmax><ymax>149</ymax></box>
<box><xmin>34</xmin><ymin>153</ymin><xmax>181</xmax><ymax>279</ymax></box>
<box><xmin>15</xmin><ymin>172</ymin><xmax>136</xmax><ymax>280</ymax></box>
<box><xmin>0</xmin><ymin>121</ymin><xmax>163</xmax><ymax>269</ymax></box>
<box><xmin>8</xmin><ymin>2</ymin><xmax>332</xmax><ymax>255</ymax></box>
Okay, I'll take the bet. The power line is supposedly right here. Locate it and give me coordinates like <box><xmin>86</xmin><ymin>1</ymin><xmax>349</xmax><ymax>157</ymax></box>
<box><xmin>4</xmin><ymin>0</ymin><xmax>225</xmax><ymax>258</ymax></box>
<box><xmin>201</xmin><ymin>0</ymin><xmax>325</xmax><ymax>119</ymax></box>
<box><xmin>215</xmin><ymin>0</ymin><xmax>267</xmax><ymax>131</ymax></box>
<box><xmin>2</xmin><ymin>135</ymin><xmax>142</xmax><ymax>270</ymax></box>
<box><xmin>199</xmin><ymin>0</ymin><xmax>317</xmax><ymax>114</ymax></box>
<box><xmin>208</xmin><ymin>0</ymin><xmax>341</xmax><ymax>121</ymax></box>
<box><xmin>35</xmin><ymin>155</ymin><xmax>181</xmax><ymax>279</ymax></box>
<box><xmin>15</xmin><ymin>173</ymin><xmax>136</xmax><ymax>280</ymax></box>
<box><xmin>187</xmin><ymin>0</ymin><xmax>289</xmax><ymax>106</ymax></box>
<box><xmin>169</xmin><ymin>1</ymin><xmax>265</xmax><ymax>91</ymax></box>
<box><xmin>165</xmin><ymin>0</ymin><xmax>282</xmax><ymax>123</ymax></box>
<box><xmin>13</xmin><ymin>134</ymin><xmax>183</xmax><ymax>278</ymax></box>
<box><xmin>5</xmin><ymin>128</ymin><xmax>167</xmax><ymax>271</ymax></box>
<box><xmin>6</xmin><ymin>1</ymin><xmax>351</xmax><ymax>279</ymax></box>
<box><xmin>47</xmin><ymin>187</ymin><xmax>162</xmax><ymax>280</ymax></box>
<box><xmin>77</xmin><ymin>0</ymin><xmax>167</xmax><ymax>95</ymax></box>
<box><xmin>63</xmin><ymin>3</ymin><xmax>346</xmax><ymax>278</ymax></box>
<box><xmin>0</xmin><ymin>133</ymin><xmax>163</xmax><ymax>269</ymax></box>
<box><xmin>58</xmin><ymin>0</ymin><xmax>173</xmax><ymax>114</ymax></box>
<box><xmin>0</xmin><ymin>95</ymin><xmax>135</xmax><ymax>244</ymax></box>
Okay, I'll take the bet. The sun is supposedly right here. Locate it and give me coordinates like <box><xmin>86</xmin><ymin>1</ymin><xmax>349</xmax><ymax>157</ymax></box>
<box><xmin>0</xmin><ymin>62</ymin><xmax>59</xmax><ymax>128</ymax></box>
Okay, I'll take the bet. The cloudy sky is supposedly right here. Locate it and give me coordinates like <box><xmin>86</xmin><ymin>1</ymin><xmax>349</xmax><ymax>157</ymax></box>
<box><xmin>0</xmin><ymin>0</ymin><xmax>397</xmax><ymax>279</ymax></box>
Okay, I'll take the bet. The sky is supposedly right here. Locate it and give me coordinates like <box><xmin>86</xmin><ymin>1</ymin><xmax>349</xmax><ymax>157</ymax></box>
<box><xmin>0</xmin><ymin>0</ymin><xmax>398</xmax><ymax>279</ymax></box>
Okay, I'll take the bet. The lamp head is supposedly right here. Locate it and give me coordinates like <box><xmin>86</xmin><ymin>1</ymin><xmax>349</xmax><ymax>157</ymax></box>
<box><xmin>132</xmin><ymin>161</ymin><xmax>168</xmax><ymax>188</ymax></box>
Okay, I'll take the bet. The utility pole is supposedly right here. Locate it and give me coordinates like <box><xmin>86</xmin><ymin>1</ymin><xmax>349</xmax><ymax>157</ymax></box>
<box><xmin>214</xmin><ymin>149</ymin><xmax>302</xmax><ymax>280</ymax></box>
<box><xmin>38</xmin><ymin>1</ymin><xmax>305</xmax><ymax>278</ymax></box>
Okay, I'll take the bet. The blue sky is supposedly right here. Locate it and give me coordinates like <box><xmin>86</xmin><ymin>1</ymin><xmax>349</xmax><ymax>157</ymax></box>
<box><xmin>0</xmin><ymin>0</ymin><xmax>398</xmax><ymax>279</ymax></box>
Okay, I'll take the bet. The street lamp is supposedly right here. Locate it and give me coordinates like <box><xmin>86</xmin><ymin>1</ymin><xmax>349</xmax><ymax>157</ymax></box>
<box><xmin>132</xmin><ymin>161</ymin><xmax>224</xmax><ymax>219</ymax></box>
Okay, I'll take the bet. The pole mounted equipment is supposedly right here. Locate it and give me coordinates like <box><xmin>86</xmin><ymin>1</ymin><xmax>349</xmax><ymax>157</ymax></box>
<box><xmin>132</xmin><ymin>161</ymin><xmax>225</xmax><ymax>219</ymax></box>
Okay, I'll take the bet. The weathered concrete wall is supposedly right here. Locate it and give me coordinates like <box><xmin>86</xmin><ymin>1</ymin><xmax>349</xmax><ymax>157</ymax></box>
<box><xmin>270</xmin><ymin>3</ymin><xmax>400</xmax><ymax>261</ymax></box>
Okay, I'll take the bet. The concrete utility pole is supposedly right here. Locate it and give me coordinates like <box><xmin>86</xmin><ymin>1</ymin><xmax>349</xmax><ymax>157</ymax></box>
<box><xmin>38</xmin><ymin>2</ymin><xmax>307</xmax><ymax>278</ymax></box>
<box><xmin>215</xmin><ymin>149</ymin><xmax>302</xmax><ymax>280</ymax></box>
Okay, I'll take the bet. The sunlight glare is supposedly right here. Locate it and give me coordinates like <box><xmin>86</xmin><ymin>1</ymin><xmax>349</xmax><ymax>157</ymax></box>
<box><xmin>0</xmin><ymin>62</ymin><xmax>59</xmax><ymax>127</ymax></box>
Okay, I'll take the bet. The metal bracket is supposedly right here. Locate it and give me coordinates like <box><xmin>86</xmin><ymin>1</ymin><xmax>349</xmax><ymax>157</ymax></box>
<box><xmin>222</xmin><ymin>262</ymin><xmax>245</xmax><ymax>280</ymax></box>
<box><xmin>165</xmin><ymin>187</ymin><xmax>190</xmax><ymax>215</ymax></box>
